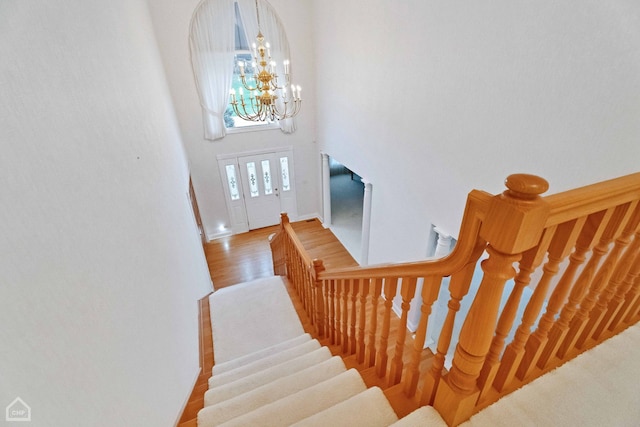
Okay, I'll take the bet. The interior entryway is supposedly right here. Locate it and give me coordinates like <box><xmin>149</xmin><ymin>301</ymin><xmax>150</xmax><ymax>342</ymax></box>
<box><xmin>329</xmin><ymin>159</ymin><xmax>363</xmax><ymax>261</ymax></box>
<box><xmin>321</xmin><ymin>154</ymin><xmax>372</xmax><ymax>264</ymax></box>
<box><xmin>218</xmin><ymin>147</ymin><xmax>297</xmax><ymax>233</ymax></box>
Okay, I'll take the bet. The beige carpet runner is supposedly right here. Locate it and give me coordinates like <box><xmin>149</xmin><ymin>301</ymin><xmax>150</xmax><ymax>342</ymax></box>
<box><xmin>200</xmin><ymin>276</ymin><xmax>640</xmax><ymax>426</ymax></box>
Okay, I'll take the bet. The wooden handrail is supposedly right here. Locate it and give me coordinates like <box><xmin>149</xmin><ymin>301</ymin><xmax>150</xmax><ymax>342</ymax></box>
<box><xmin>283</xmin><ymin>220</ymin><xmax>316</xmax><ymax>270</ymax></box>
<box><xmin>270</xmin><ymin>172</ymin><xmax>640</xmax><ymax>426</ymax></box>
<box><xmin>317</xmin><ymin>190</ymin><xmax>493</xmax><ymax>280</ymax></box>
<box><xmin>545</xmin><ymin>172</ymin><xmax>640</xmax><ymax>226</ymax></box>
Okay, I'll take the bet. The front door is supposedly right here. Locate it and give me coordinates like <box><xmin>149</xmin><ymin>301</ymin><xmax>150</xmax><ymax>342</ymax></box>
<box><xmin>218</xmin><ymin>148</ymin><xmax>297</xmax><ymax>233</ymax></box>
<box><xmin>238</xmin><ymin>153</ymin><xmax>282</xmax><ymax>230</ymax></box>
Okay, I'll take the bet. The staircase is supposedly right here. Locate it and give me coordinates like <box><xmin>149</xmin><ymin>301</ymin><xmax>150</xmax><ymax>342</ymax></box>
<box><xmin>197</xmin><ymin>276</ymin><xmax>447</xmax><ymax>427</ymax></box>
<box><xmin>195</xmin><ymin>274</ymin><xmax>640</xmax><ymax>427</ymax></box>
<box><xmin>188</xmin><ymin>172</ymin><xmax>640</xmax><ymax>426</ymax></box>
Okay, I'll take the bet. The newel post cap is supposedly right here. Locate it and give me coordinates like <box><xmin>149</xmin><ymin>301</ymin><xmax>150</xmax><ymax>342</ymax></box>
<box><xmin>504</xmin><ymin>174</ymin><xmax>549</xmax><ymax>200</ymax></box>
<box><xmin>480</xmin><ymin>174</ymin><xmax>551</xmax><ymax>254</ymax></box>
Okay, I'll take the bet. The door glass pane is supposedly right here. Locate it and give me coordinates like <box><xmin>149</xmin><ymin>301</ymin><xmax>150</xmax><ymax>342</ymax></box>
<box><xmin>246</xmin><ymin>162</ymin><xmax>260</xmax><ymax>197</ymax></box>
<box><xmin>280</xmin><ymin>157</ymin><xmax>290</xmax><ymax>192</ymax></box>
<box><xmin>225</xmin><ymin>164</ymin><xmax>240</xmax><ymax>201</ymax></box>
<box><xmin>261</xmin><ymin>160</ymin><xmax>273</xmax><ymax>195</ymax></box>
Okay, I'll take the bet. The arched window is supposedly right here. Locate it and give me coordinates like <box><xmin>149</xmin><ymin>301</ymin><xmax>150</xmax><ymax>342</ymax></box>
<box><xmin>189</xmin><ymin>0</ymin><xmax>296</xmax><ymax>140</ymax></box>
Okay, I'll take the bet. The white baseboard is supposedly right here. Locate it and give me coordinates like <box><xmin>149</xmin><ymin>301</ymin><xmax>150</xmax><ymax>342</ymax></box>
<box><xmin>207</xmin><ymin>229</ymin><xmax>233</xmax><ymax>241</ymax></box>
<box><xmin>294</xmin><ymin>212</ymin><xmax>322</xmax><ymax>222</ymax></box>
<box><xmin>207</xmin><ymin>213</ymin><xmax>321</xmax><ymax>241</ymax></box>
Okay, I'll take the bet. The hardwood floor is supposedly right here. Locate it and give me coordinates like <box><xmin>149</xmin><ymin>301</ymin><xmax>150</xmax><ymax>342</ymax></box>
<box><xmin>204</xmin><ymin>225</ymin><xmax>280</xmax><ymax>289</ymax></box>
<box><xmin>178</xmin><ymin>218</ymin><xmax>430</xmax><ymax>425</ymax></box>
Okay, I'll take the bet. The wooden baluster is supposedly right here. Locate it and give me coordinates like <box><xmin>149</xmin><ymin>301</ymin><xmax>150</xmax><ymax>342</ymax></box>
<box><xmin>313</xmin><ymin>259</ymin><xmax>326</xmax><ymax>337</ymax></box>
<box><xmin>341</xmin><ymin>279</ymin><xmax>350</xmax><ymax>354</ymax></box>
<box><xmin>356</xmin><ymin>278</ymin><xmax>370</xmax><ymax>364</ymax></box>
<box><xmin>322</xmin><ymin>279</ymin><xmax>331</xmax><ymax>340</ymax></box>
<box><xmin>494</xmin><ymin>218</ymin><xmax>585</xmax><ymax>389</ymax></box>
<box><xmin>608</xmin><ymin>249</ymin><xmax>640</xmax><ymax>331</ymax></box>
<box><xmin>296</xmin><ymin>258</ymin><xmax>304</xmax><ymax>304</ymax></box>
<box><xmin>557</xmin><ymin>203</ymin><xmax>633</xmax><ymax>357</ymax></box>
<box><xmin>348</xmin><ymin>279</ymin><xmax>359</xmax><ymax>355</ymax></box>
<box><xmin>531</xmin><ymin>208</ymin><xmax>612</xmax><ymax>371</ymax></box>
<box><xmin>434</xmin><ymin>174</ymin><xmax>549</xmax><ymax>427</ymax></box>
<box><xmin>287</xmin><ymin>246</ymin><xmax>295</xmax><ymax>288</ymax></box>
<box><xmin>300</xmin><ymin>259</ymin><xmax>307</xmax><ymax>303</ymax></box>
<box><xmin>290</xmin><ymin>249</ymin><xmax>298</xmax><ymax>293</ymax></box>
<box><xmin>334</xmin><ymin>279</ymin><xmax>343</xmax><ymax>347</ymax></box>
<box><xmin>283</xmin><ymin>238</ymin><xmax>291</xmax><ymax>281</ymax></box>
<box><xmin>404</xmin><ymin>276</ymin><xmax>441</xmax><ymax>397</ymax></box>
<box><xmin>293</xmin><ymin>245</ymin><xmax>299</xmax><ymax>288</ymax></box>
<box><xmin>305</xmin><ymin>269</ymin><xmax>314</xmax><ymax>327</ymax></box>
<box><xmin>628</xmin><ymin>292</ymin><xmax>640</xmax><ymax>321</ymax></box>
<box><xmin>307</xmin><ymin>263</ymin><xmax>314</xmax><ymax>319</ymax></box>
<box><xmin>287</xmin><ymin>240</ymin><xmax>294</xmax><ymax>285</ymax></box>
<box><xmin>293</xmin><ymin>246</ymin><xmax>300</xmax><ymax>290</ymax></box>
<box><xmin>389</xmin><ymin>277</ymin><xmax>418</xmax><ymax>386</ymax></box>
<box><xmin>376</xmin><ymin>277</ymin><xmax>398</xmax><ymax>378</ymax></box>
<box><xmin>298</xmin><ymin>258</ymin><xmax>305</xmax><ymax>300</ymax></box>
<box><xmin>306</xmin><ymin>263</ymin><xmax>313</xmax><ymax>318</ymax></box>
<box><xmin>297</xmin><ymin>258</ymin><xmax>306</xmax><ymax>310</ymax></box>
<box><xmin>587</xmin><ymin>204</ymin><xmax>640</xmax><ymax>341</ymax></box>
<box><xmin>592</xmin><ymin>235</ymin><xmax>640</xmax><ymax>338</ymax></box>
<box><xmin>478</xmin><ymin>227</ymin><xmax>554</xmax><ymax>400</ymax></box>
<box><xmin>421</xmin><ymin>236</ymin><xmax>486</xmax><ymax>406</ymax></box>
<box><xmin>366</xmin><ymin>278</ymin><xmax>383</xmax><ymax>368</ymax></box>
<box><xmin>328</xmin><ymin>279</ymin><xmax>337</xmax><ymax>344</ymax></box>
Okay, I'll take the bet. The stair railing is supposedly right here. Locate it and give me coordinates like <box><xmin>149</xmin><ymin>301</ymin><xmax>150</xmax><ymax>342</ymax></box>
<box><xmin>270</xmin><ymin>213</ymin><xmax>326</xmax><ymax>335</ymax></box>
<box><xmin>270</xmin><ymin>172</ymin><xmax>640</xmax><ymax>426</ymax></box>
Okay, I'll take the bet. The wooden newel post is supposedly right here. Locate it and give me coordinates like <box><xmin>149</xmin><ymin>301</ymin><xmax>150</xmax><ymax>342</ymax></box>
<box><xmin>280</xmin><ymin>212</ymin><xmax>290</xmax><ymax>228</ymax></box>
<box><xmin>271</xmin><ymin>212</ymin><xmax>291</xmax><ymax>276</ymax></box>
<box><xmin>433</xmin><ymin>174</ymin><xmax>550</xmax><ymax>426</ymax></box>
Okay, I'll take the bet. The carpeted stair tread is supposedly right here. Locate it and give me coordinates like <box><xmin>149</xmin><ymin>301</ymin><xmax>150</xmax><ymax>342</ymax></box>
<box><xmin>210</xmin><ymin>276</ymin><xmax>305</xmax><ymax>363</ymax></box>
<box><xmin>198</xmin><ymin>356</ymin><xmax>348</xmax><ymax>426</ymax></box>
<box><xmin>459</xmin><ymin>322</ymin><xmax>640</xmax><ymax>427</ymax></box>
<box><xmin>217</xmin><ymin>369</ymin><xmax>367</xmax><ymax>427</ymax></box>
<box><xmin>208</xmin><ymin>339</ymin><xmax>321</xmax><ymax>389</ymax></box>
<box><xmin>292</xmin><ymin>386</ymin><xmax>399</xmax><ymax>427</ymax></box>
<box><xmin>212</xmin><ymin>333</ymin><xmax>311</xmax><ymax>376</ymax></box>
<box><xmin>390</xmin><ymin>407</ymin><xmax>448</xmax><ymax>427</ymax></box>
<box><xmin>204</xmin><ymin>347</ymin><xmax>333</xmax><ymax>406</ymax></box>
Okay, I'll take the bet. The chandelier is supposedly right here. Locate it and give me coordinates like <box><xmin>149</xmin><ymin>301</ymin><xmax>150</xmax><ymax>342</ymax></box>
<box><xmin>229</xmin><ymin>0</ymin><xmax>301</xmax><ymax>122</ymax></box>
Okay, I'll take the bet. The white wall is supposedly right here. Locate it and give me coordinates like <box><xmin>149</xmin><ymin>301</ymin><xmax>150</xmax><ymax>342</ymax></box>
<box><xmin>0</xmin><ymin>1</ymin><xmax>213</xmax><ymax>425</ymax></box>
<box><xmin>147</xmin><ymin>0</ymin><xmax>319</xmax><ymax>239</ymax></box>
<box><xmin>313</xmin><ymin>0</ymin><xmax>640</xmax><ymax>264</ymax></box>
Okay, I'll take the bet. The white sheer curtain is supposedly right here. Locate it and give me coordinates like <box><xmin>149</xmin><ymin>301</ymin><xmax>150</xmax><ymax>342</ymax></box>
<box><xmin>237</xmin><ymin>0</ymin><xmax>296</xmax><ymax>133</ymax></box>
<box><xmin>189</xmin><ymin>0</ymin><xmax>235</xmax><ymax>141</ymax></box>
